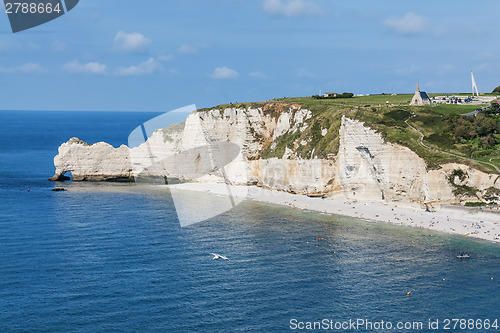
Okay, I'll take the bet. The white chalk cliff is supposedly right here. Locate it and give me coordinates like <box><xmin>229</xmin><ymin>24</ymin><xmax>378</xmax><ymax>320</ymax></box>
<box><xmin>50</xmin><ymin>105</ymin><xmax>500</xmax><ymax>207</ymax></box>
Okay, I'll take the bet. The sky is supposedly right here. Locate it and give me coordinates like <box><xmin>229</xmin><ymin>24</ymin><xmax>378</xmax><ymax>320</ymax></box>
<box><xmin>0</xmin><ymin>0</ymin><xmax>499</xmax><ymax>111</ymax></box>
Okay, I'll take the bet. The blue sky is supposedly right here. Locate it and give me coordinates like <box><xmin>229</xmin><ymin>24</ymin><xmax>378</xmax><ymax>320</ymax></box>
<box><xmin>1</xmin><ymin>0</ymin><xmax>499</xmax><ymax>111</ymax></box>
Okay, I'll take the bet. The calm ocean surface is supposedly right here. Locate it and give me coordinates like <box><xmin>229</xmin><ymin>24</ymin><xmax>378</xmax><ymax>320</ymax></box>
<box><xmin>1</xmin><ymin>110</ymin><xmax>499</xmax><ymax>332</ymax></box>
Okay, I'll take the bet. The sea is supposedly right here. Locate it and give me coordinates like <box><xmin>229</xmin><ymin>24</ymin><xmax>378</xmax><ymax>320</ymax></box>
<box><xmin>0</xmin><ymin>110</ymin><xmax>499</xmax><ymax>333</ymax></box>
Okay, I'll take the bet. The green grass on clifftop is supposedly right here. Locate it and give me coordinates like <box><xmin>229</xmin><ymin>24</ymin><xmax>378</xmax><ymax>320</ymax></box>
<box><xmin>200</xmin><ymin>94</ymin><xmax>500</xmax><ymax>173</ymax></box>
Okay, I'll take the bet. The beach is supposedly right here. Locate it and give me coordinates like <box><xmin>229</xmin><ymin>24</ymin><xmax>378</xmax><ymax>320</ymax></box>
<box><xmin>167</xmin><ymin>182</ymin><xmax>500</xmax><ymax>244</ymax></box>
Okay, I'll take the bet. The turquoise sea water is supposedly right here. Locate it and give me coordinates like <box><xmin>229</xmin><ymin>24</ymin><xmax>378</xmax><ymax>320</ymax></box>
<box><xmin>1</xmin><ymin>110</ymin><xmax>500</xmax><ymax>332</ymax></box>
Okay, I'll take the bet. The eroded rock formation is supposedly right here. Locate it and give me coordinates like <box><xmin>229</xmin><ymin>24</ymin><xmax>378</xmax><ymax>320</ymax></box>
<box><xmin>50</xmin><ymin>105</ymin><xmax>500</xmax><ymax>207</ymax></box>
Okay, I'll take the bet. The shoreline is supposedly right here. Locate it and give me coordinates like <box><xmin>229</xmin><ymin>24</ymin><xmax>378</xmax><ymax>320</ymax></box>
<box><xmin>166</xmin><ymin>182</ymin><xmax>500</xmax><ymax>244</ymax></box>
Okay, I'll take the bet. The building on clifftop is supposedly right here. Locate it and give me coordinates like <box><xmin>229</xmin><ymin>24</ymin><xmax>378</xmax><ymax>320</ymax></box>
<box><xmin>409</xmin><ymin>82</ymin><xmax>431</xmax><ymax>106</ymax></box>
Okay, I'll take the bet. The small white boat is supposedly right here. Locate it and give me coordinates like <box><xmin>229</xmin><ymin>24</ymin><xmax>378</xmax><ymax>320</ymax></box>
<box><xmin>457</xmin><ymin>254</ymin><xmax>470</xmax><ymax>259</ymax></box>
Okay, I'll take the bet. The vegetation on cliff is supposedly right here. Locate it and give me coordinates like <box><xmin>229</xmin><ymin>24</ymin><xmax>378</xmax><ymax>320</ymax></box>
<box><xmin>202</xmin><ymin>94</ymin><xmax>500</xmax><ymax>173</ymax></box>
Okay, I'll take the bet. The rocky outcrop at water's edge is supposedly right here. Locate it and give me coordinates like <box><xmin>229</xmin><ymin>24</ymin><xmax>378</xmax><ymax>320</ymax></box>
<box><xmin>50</xmin><ymin>105</ymin><xmax>500</xmax><ymax>208</ymax></box>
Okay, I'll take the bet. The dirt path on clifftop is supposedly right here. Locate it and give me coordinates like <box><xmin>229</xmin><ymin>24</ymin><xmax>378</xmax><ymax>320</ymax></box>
<box><xmin>405</xmin><ymin>117</ymin><xmax>500</xmax><ymax>173</ymax></box>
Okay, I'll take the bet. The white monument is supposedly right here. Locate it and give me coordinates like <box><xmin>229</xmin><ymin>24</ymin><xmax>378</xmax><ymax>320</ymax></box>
<box><xmin>471</xmin><ymin>71</ymin><xmax>479</xmax><ymax>97</ymax></box>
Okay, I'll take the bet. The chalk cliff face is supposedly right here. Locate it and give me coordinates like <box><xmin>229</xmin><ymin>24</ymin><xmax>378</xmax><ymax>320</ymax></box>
<box><xmin>335</xmin><ymin>117</ymin><xmax>430</xmax><ymax>202</ymax></box>
<box><xmin>50</xmin><ymin>105</ymin><xmax>500</xmax><ymax>206</ymax></box>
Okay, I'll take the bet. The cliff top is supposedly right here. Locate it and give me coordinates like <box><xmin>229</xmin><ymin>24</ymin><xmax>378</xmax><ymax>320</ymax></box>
<box><xmin>198</xmin><ymin>93</ymin><xmax>500</xmax><ymax>173</ymax></box>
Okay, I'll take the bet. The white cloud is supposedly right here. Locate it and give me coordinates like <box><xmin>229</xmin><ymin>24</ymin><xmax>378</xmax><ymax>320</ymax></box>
<box><xmin>475</xmin><ymin>63</ymin><xmax>500</xmax><ymax>72</ymax></box>
<box><xmin>115</xmin><ymin>57</ymin><xmax>162</xmax><ymax>76</ymax></box>
<box><xmin>114</xmin><ymin>31</ymin><xmax>151</xmax><ymax>53</ymax></box>
<box><xmin>52</xmin><ymin>40</ymin><xmax>66</xmax><ymax>52</ymax></box>
<box><xmin>476</xmin><ymin>52</ymin><xmax>496</xmax><ymax>61</ymax></box>
<box><xmin>384</xmin><ymin>12</ymin><xmax>428</xmax><ymax>35</ymax></box>
<box><xmin>168</xmin><ymin>68</ymin><xmax>180</xmax><ymax>76</ymax></box>
<box><xmin>0</xmin><ymin>63</ymin><xmax>47</xmax><ymax>74</ymax></box>
<box><xmin>297</xmin><ymin>68</ymin><xmax>316</xmax><ymax>78</ymax></box>
<box><xmin>27</xmin><ymin>43</ymin><xmax>41</xmax><ymax>51</ymax></box>
<box><xmin>437</xmin><ymin>64</ymin><xmax>455</xmax><ymax>75</ymax></box>
<box><xmin>212</xmin><ymin>66</ymin><xmax>239</xmax><ymax>79</ymax></box>
<box><xmin>63</xmin><ymin>60</ymin><xmax>108</xmax><ymax>74</ymax></box>
<box><xmin>18</xmin><ymin>63</ymin><xmax>46</xmax><ymax>73</ymax></box>
<box><xmin>178</xmin><ymin>44</ymin><xmax>199</xmax><ymax>55</ymax></box>
<box><xmin>394</xmin><ymin>65</ymin><xmax>421</xmax><ymax>76</ymax></box>
<box><xmin>158</xmin><ymin>55</ymin><xmax>174</xmax><ymax>62</ymax></box>
<box><xmin>249</xmin><ymin>71</ymin><xmax>268</xmax><ymax>79</ymax></box>
<box><xmin>0</xmin><ymin>40</ymin><xmax>22</xmax><ymax>53</ymax></box>
<box><xmin>263</xmin><ymin>0</ymin><xmax>321</xmax><ymax>18</ymax></box>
